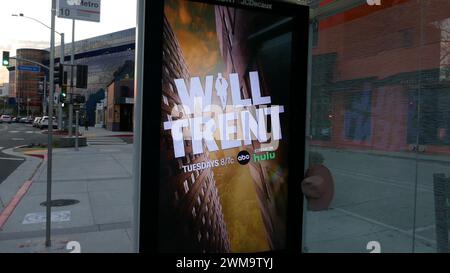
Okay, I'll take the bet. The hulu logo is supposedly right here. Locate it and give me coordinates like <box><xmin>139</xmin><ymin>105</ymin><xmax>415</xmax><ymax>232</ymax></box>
<box><xmin>253</xmin><ymin>152</ymin><xmax>276</xmax><ymax>162</ymax></box>
<box><xmin>366</xmin><ymin>0</ymin><xmax>381</xmax><ymax>5</ymax></box>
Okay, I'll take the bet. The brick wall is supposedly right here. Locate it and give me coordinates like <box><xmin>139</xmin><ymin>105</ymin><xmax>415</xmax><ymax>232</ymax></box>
<box><xmin>311</xmin><ymin>0</ymin><xmax>450</xmax><ymax>154</ymax></box>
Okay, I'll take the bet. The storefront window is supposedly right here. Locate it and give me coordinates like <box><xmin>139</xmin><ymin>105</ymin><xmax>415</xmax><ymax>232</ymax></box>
<box><xmin>303</xmin><ymin>0</ymin><xmax>450</xmax><ymax>253</ymax></box>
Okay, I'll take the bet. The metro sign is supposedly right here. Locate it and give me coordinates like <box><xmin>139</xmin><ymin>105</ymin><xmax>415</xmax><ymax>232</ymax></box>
<box><xmin>57</xmin><ymin>0</ymin><xmax>101</xmax><ymax>22</ymax></box>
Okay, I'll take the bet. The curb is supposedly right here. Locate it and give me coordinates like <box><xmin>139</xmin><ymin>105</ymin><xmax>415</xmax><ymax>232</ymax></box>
<box><xmin>2</xmin><ymin>147</ymin><xmax>28</xmax><ymax>159</ymax></box>
<box><xmin>0</xmin><ymin>148</ymin><xmax>47</xmax><ymax>231</ymax></box>
<box><xmin>0</xmin><ymin>180</ymin><xmax>33</xmax><ymax>230</ymax></box>
<box><xmin>108</xmin><ymin>135</ymin><xmax>133</xmax><ymax>138</ymax></box>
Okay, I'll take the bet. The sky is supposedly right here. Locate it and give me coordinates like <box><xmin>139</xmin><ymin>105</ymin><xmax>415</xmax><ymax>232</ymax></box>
<box><xmin>0</xmin><ymin>0</ymin><xmax>137</xmax><ymax>84</ymax></box>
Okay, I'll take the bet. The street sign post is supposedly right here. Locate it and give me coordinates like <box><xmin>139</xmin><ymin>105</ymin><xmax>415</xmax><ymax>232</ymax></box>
<box><xmin>57</xmin><ymin>0</ymin><xmax>100</xmax><ymax>137</ymax></box>
<box><xmin>46</xmin><ymin>0</ymin><xmax>57</xmax><ymax>248</ymax></box>
<box><xmin>57</xmin><ymin>0</ymin><xmax>101</xmax><ymax>22</ymax></box>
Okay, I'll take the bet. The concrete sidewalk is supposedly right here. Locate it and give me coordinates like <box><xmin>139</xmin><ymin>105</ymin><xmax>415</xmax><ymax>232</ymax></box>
<box><xmin>0</xmin><ymin>135</ymin><xmax>135</xmax><ymax>253</ymax></box>
<box><xmin>304</xmin><ymin>146</ymin><xmax>449</xmax><ymax>253</ymax></box>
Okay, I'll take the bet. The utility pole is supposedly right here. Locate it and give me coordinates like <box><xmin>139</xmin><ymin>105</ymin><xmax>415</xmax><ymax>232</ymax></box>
<box><xmin>75</xmin><ymin>110</ymin><xmax>79</xmax><ymax>151</ymax></box>
<box><xmin>58</xmin><ymin>33</ymin><xmax>65</xmax><ymax>130</ymax></box>
<box><xmin>43</xmin><ymin>75</ymin><xmax>47</xmax><ymax>116</ymax></box>
<box><xmin>46</xmin><ymin>0</ymin><xmax>56</xmax><ymax>248</ymax></box>
<box><xmin>68</xmin><ymin>19</ymin><xmax>75</xmax><ymax>138</ymax></box>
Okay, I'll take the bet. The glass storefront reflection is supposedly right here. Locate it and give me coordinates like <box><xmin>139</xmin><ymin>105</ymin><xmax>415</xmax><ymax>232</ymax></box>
<box><xmin>304</xmin><ymin>0</ymin><xmax>450</xmax><ymax>253</ymax></box>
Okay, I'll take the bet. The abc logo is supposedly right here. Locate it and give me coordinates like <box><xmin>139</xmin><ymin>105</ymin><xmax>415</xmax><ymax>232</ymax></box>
<box><xmin>237</xmin><ymin>151</ymin><xmax>251</xmax><ymax>165</ymax></box>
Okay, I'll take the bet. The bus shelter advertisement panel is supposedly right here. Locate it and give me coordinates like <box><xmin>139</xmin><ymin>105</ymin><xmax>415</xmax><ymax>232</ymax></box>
<box><xmin>159</xmin><ymin>0</ymin><xmax>294</xmax><ymax>253</ymax></box>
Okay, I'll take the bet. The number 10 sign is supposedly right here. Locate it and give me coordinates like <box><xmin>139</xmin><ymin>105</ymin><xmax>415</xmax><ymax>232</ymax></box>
<box><xmin>57</xmin><ymin>0</ymin><xmax>101</xmax><ymax>22</ymax></box>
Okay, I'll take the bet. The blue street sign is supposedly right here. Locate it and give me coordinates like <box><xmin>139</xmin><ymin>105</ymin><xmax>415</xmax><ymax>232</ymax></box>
<box><xmin>17</xmin><ymin>65</ymin><xmax>41</xmax><ymax>72</ymax></box>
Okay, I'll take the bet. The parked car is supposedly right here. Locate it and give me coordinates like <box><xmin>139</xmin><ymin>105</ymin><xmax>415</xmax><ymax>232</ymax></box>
<box><xmin>26</xmin><ymin>116</ymin><xmax>34</xmax><ymax>124</ymax></box>
<box><xmin>20</xmin><ymin>117</ymin><xmax>28</xmax><ymax>123</ymax></box>
<box><xmin>33</xmin><ymin>117</ymin><xmax>42</xmax><ymax>127</ymax></box>
<box><xmin>39</xmin><ymin>116</ymin><xmax>57</xmax><ymax>129</ymax></box>
<box><xmin>0</xmin><ymin>115</ymin><xmax>12</xmax><ymax>124</ymax></box>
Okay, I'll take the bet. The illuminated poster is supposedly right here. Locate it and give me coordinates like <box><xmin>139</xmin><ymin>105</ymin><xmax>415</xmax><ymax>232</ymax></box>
<box><xmin>159</xmin><ymin>0</ymin><xmax>300</xmax><ymax>253</ymax></box>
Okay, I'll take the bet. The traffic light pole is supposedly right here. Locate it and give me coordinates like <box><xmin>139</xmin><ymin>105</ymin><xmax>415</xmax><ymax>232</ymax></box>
<box><xmin>45</xmin><ymin>0</ymin><xmax>56</xmax><ymax>248</ymax></box>
<box><xmin>9</xmin><ymin>57</ymin><xmax>49</xmax><ymax>70</ymax></box>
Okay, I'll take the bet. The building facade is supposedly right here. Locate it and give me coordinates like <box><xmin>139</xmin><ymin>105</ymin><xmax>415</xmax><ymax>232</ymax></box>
<box><xmin>0</xmin><ymin>83</ymin><xmax>9</xmax><ymax>97</ymax></box>
<box><xmin>106</xmin><ymin>77</ymin><xmax>134</xmax><ymax>132</ymax></box>
<box><xmin>0</xmin><ymin>83</ymin><xmax>11</xmax><ymax>115</ymax></box>
<box><xmin>8</xmin><ymin>49</ymin><xmax>49</xmax><ymax>116</ymax></box>
<box><xmin>5</xmin><ymin>29</ymin><xmax>135</xmax><ymax>121</ymax></box>
<box><xmin>55</xmin><ymin>28</ymin><xmax>135</xmax><ymax>126</ymax></box>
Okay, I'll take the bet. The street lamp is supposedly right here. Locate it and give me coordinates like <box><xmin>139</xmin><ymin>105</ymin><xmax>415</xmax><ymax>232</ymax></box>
<box><xmin>12</xmin><ymin>12</ymin><xmax>65</xmax><ymax>129</ymax></box>
<box><xmin>13</xmin><ymin>3</ymin><xmax>58</xmax><ymax>247</ymax></box>
<box><xmin>12</xmin><ymin>13</ymin><xmax>63</xmax><ymax>36</ymax></box>
<box><xmin>11</xmin><ymin>13</ymin><xmax>65</xmax><ymax>62</ymax></box>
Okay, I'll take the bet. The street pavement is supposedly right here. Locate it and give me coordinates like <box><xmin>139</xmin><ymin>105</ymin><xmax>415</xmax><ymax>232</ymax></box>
<box><xmin>304</xmin><ymin>146</ymin><xmax>450</xmax><ymax>253</ymax></box>
<box><xmin>0</xmin><ymin>123</ymin><xmax>46</xmax><ymax>184</ymax></box>
<box><xmin>0</xmin><ymin>127</ymin><xmax>135</xmax><ymax>253</ymax></box>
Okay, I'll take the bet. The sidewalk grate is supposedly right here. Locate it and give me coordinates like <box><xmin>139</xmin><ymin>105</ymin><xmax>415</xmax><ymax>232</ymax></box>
<box><xmin>40</xmin><ymin>199</ymin><xmax>80</xmax><ymax>207</ymax></box>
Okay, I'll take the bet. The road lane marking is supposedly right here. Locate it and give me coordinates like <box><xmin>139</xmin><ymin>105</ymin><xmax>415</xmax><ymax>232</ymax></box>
<box><xmin>11</xmin><ymin>138</ymin><xmax>25</xmax><ymax>141</ymax></box>
<box><xmin>9</xmin><ymin>131</ymin><xmax>20</xmax><ymax>134</ymax></box>
<box><xmin>334</xmin><ymin>207</ymin><xmax>435</xmax><ymax>246</ymax></box>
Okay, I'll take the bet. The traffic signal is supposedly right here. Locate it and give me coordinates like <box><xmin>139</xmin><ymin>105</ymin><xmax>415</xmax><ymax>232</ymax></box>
<box><xmin>2</xmin><ymin>51</ymin><xmax>10</xmax><ymax>66</ymax></box>
<box><xmin>76</xmin><ymin>65</ymin><xmax>88</xmax><ymax>89</ymax></box>
<box><xmin>54</xmin><ymin>63</ymin><xmax>64</xmax><ymax>86</ymax></box>
<box><xmin>60</xmin><ymin>84</ymin><xmax>67</xmax><ymax>103</ymax></box>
